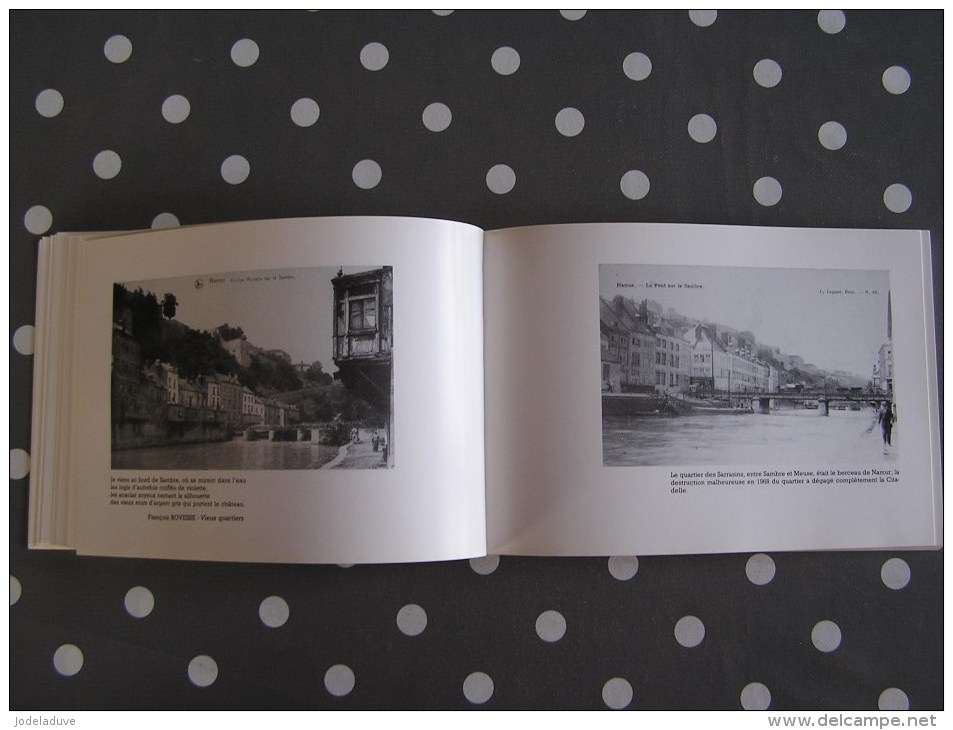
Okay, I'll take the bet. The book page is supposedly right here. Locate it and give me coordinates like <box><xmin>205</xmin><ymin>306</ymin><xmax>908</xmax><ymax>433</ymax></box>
<box><xmin>68</xmin><ymin>216</ymin><xmax>486</xmax><ymax>563</ymax></box>
<box><xmin>484</xmin><ymin>223</ymin><xmax>941</xmax><ymax>556</ymax></box>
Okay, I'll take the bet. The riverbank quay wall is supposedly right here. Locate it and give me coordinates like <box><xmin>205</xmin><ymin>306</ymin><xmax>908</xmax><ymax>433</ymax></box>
<box><xmin>112</xmin><ymin>403</ymin><xmax>230</xmax><ymax>451</ymax></box>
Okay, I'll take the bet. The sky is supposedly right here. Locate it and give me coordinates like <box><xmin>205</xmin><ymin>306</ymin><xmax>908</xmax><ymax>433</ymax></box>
<box><xmin>600</xmin><ymin>263</ymin><xmax>891</xmax><ymax>379</ymax></box>
<box><xmin>122</xmin><ymin>266</ymin><xmax>380</xmax><ymax>371</ymax></box>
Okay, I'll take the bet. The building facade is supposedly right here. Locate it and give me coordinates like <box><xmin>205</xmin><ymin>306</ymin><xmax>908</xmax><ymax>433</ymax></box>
<box><xmin>332</xmin><ymin>266</ymin><xmax>394</xmax><ymax>463</ymax></box>
<box><xmin>877</xmin><ymin>343</ymin><xmax>893</xmax><ymax>394</ymax></box>
<box><xmin>687</xmin><ymin>325</ymin><xmax>777</xmax><ymax>395</ymax></box>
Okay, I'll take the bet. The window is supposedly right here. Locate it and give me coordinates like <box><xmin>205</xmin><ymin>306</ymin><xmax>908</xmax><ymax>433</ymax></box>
<box><xmin>349</xmin><ymin>297</ymin><xmax>377</xmax><ymax>331</ymax></box>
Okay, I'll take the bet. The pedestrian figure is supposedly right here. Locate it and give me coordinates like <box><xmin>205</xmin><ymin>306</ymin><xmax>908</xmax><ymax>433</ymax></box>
<box><xmin>878</xmin><ymin>402</ymin><xmax>895</xmax><ymax>446</ymax></box>
<box><xmin>372</xmin><ymin>432</ymin><xmax>380</xmax><ymax>452</ymax></box>
<box><xmin>350</xmin><ymin>427</ymin><xmax>358</xmax><ymax>444</ymax></box>
<box><xmin>379</xmin><ymin>431</ymin><xmax>388</xmax><ymax>463</ymax></box>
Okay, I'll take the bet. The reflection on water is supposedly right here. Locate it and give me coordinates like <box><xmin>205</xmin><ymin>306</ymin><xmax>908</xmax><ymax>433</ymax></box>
<box><xmin>112</xmin><ymin>437</ymin><xmax>338</xmax><ymax>470</ymax></box>
<box><xmin>603</xmin><ymin>407</ymin><xmax>898</xmax><ymax>467</ymax></box>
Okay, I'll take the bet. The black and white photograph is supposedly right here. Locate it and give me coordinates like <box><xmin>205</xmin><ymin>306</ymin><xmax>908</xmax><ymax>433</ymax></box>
<box><xmin>600</xmin><ymin>263</ymin><xmax>896</xmax><ymax>467</ymax></box>
<box><xmin>111</xmin><ymin>265</ymin><xmax>394</xmax><ymax>470</ymax></box>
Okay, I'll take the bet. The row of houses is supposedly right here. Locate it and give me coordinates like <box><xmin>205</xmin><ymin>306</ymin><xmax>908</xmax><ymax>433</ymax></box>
<box><xmin>112</xmin><ymin>322</ymin><xmax>299</xmax><ymax>434</ymax></box>
<box><xmin>153</xmin><ymin>363</ymin><xmax>300</xmax><ymax>427</ymax></box>
<box><xmin>600</xmin><ymin>296</ymin><xmax>779</xmax><ymax>396</ymax></box>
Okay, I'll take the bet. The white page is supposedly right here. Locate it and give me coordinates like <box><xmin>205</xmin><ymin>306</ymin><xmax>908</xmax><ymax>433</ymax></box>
<box><xmin>69</xmin><ymin>216</ymin><xmax>486</xmax><ymax>563</ymax></box>
<box><xmin>484</xmin><ymin>223</ymin><xmax>941</xmax><ymax>556</ymax></box>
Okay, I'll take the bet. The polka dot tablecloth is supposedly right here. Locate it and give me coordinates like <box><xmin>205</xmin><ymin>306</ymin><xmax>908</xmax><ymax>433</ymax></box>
<box><xmin>9</xmin><ymin>11</ymin><xmax>942</xmax><ymax>710</ymax></box>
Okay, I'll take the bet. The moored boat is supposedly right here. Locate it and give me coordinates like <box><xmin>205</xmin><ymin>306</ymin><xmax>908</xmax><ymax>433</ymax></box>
<box><xmin>661</xmin><ymin>393</ymin><xmax>754</xmax><ymax>416</ymax></box>
<box><xmin>601</xmin><ymin>392</ymin><xmax>667</xmax><ymax>416</ymax></box>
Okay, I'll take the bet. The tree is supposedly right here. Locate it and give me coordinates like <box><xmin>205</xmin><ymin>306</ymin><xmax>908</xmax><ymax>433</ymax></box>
<box><xmin>215</xmin><ymin>323</ymin><xmax>245</xmax><ymax>341</ymax></box>
<box><xmin>304</xmin><ymin>361</ymin><xmax>334</xmax><ymax>386</ymax></box>
<box><xmin>161</xmin><ymin>293</ymin><xmax>178</xmax><ymax>320</ymax></box>
<box><xmin>112</xmin><ymin>285</ymin><xmax>163</xmax><ymax>364</ymax></box>
<box><xmin>239</xmin><ymin>353</ymin><xmax>303</xmax><ymax>394</ymax></box>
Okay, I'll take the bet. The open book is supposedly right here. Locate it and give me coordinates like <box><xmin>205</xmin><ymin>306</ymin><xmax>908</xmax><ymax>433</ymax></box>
<box><xmin>29</xmin><ymin>217</ymin><xmax>942</xmax><ymax>563</ymax></box>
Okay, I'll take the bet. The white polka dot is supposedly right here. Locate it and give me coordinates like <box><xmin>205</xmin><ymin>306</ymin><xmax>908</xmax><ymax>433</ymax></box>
<box><xmin>688</xmin><ymin>113</ymin><xmax>717</xmax><ymax>143</ymax></box>
<box><xmin>882</xmin><ymin>66</ymin><xmax>911</xmax><ymax>95</ymax></box>
<box><xmin>741</xmin><ymin>682</ymin><xmax>772</xmax><ymax>710</ymax></box>
<box><xmin>93</xmin><ymin>150</ymin><xmax>122</xmax><ymax>180</ymax></box>
<box><xmin>689</xmin><ymin>10</ymin><xmax>717</xmax><ymax>27</ymax></box>
<box><xmin>161</xmin><ymin>95</ymin><xmax>190</xmax><ymax>124</ymax></box>
<box><xmin>818</xmin><ymin>121</ymin><xmax>848</xmax><ymax>150</ymax></box>
<box><xmin>555</xmin><ymin>107</ymin><xmax>585</xmax><ymax>137</ymax></box>
<box><xmin>324</xmin><ymin>664</ymin><xmax>355</xmax><ymax>697</ymax></box>
<box><xmin>432</xmin><ymin>10</ymin><xmax>454</xmax><ymax>16</ymax></box>
<box><xmin>753</xmin><ymin>59</ymin><xmax>782</xmax><ymax>88</ymax></box>
<box><xmin>469</xmin><ymin>555</ymin><xmax>500</xmax><ymax>575</ymax></box>
<box><xmin>103</xmin><ymin>35</ymin><xmax>132</xmax><ymax>64</ymax></box>
<box><xmin>753</xmin><ymin>176</ymin><xmax>782</xmax><ymax>207</ymax></box>
<box><xmin>607</xmin><ymin>556</ymin><xmax>639</xmax><ymax>581</ymax></box>
<box><xmin>188</xmin><ymin>655</ymin><xmax>218</xmax><ymax>687</ymax></box>
<box><xmin>11</xmin><ymin>576</ymin><xmax>22</xmax><ymax>606</ymax></box>
<box><xmin>290</xmin><ymin>98</ymin><xmax>320</xmax><ymax>127</ymax></box>
<box><xmin>486</xmin><ymin>164</ymin><xmax>516</xmax><ymax>194</ymax></box>
<box><xmin>818</xmin><ymin>10</ymin><xmax>846</xmax><ymax>35</ymax></box>
<box><xmin>878</xmin><ymin>687</ymin><xmax>910</xmax><ymax>711</ymax></box>
<box><xmin>259</xmin><ymin>595</ymin><xmax>290</xmax><ymax>628</ymax></box>
<box><xmin>674</xmin><ymin>615</ymin><xmax>705</xmax><ymax>648</ymax></box>
<box><xmin>491</xmin><ymin>46</ymin><xmax>520</xmax><ymax>76</ymax></box>
<box><xmin>221</xmin><ymin>155</ymin><xmax>250</xmax><ymax>185</ymax></box>
<box><xmin>396</xmin><ymin>603</ymin><xmax>428</xmax><ymax>636</ymax></box>
<box><xmin>880</xmin><ymin>557</ymin><xmax>911</xmax><ymax>590</ymax></box>
<box><xmin>352</xmin><ymin>159</ymin><xmax>382</xmax><ymax>190</ymax></box>
<box><xmin>10</xmin><ymin>448</ymin><xmax>30</xmax><ymax>480</ymax></box>
<box><xmin>745</xmin><ymin>553</ymin><xmax>776</xmax><ymax>586</ymax></box>
<box><xmin>24</xmin><ymin>205</ymin><xmax>53</xmax><ymax>235</ymax></box>
<box><xmin>13</xmin><ymin>325</ymin><xmax>35</xmax><ymax>356</ymax></box>
<box><xmin>462</xmin><ymin>671</ymin><xmax>494</xmax><ymax>704</ymax></box>
<box><xmin>231</xmin><ymin>39</ymin><xmax>260</xmax><ymax>68</ymax></box>
<box><xmin>535</xmin><ymin>610</ymin><xmax>567</xmax><ymax>642</ymax></box>
<box><xmin>35</xmin><ymin>89</ymin><xmax>64</xmax><ymax>118</ymax></box>
<box><xmin>811</xmin><ymin>620</ymin><xmax>842</xmax><ymax>653</ymax></box>
<box><xmin>620</xmin><ymin>170</ymin><xmax>651</xmax><ymax>200</ymax></box>
<box><xmin>422</xmin><ymin>102</ymin><xmax>452</xmax><ymax>132</ymax></box>
<box><xmin>602</xmin><ymin>677</ymin><xmax>633</xmax><ymax>709</ymax></box>
<box><xmin>623</xmin><ymin>52</ymin><xmax>652</xmax><ymax>81</ymax></box>
<box><xmin>124</xmin><ymin>586</ymin><xmax>155</xmax><ymax>619</ymax></box>
<box><xmin>883</xmin><ymin>183</ymin><xmax>912</xmax><ymax>213</ymax></box>
<box><xmin>560</xmin><ymin>10</ymin><xmax>586</xmax><ymax>21</ymax></box>
<box><xmin>151</xmin><ymin>213</ymin><xmax>180</xmax><ymax>229</ymax></box>
<box><xmin>53</xmin><ymin>644</ymin><xmax>83</xmax><ymax>676</ymax></box>
<box><xmin>360</xmin><ymin>42</ymin><xmax>389</xmax><ymax>71</ymax></box>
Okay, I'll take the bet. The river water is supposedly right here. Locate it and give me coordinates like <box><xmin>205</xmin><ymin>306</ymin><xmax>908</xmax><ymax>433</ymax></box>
<box><xmin>603</xmin><ymin>407</ymin><xmax>898</xmax><ymax>467</ymax></box>
<box><xmin>112</xmin><ymin>437</ymin><xmax>339</xmax><ymax>470</ymax></box>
